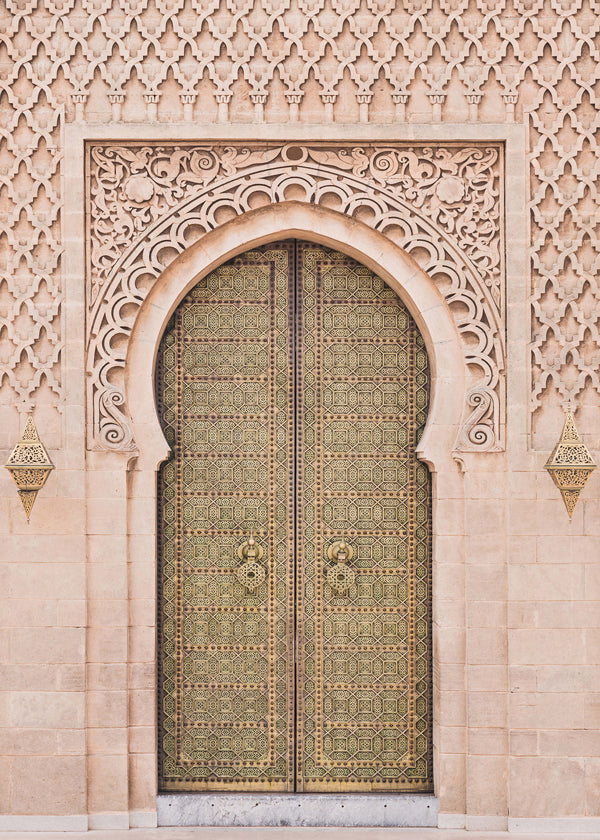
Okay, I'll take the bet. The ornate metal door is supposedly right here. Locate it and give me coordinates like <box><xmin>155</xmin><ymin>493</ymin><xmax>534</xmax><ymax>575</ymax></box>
<box><xmin>157</xmin><ymin>241</ymin><xmax>432</xmax><ymax>793</ymax></box>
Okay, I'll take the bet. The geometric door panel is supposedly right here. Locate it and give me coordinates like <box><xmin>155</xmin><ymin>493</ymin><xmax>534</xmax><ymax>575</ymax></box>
<box><xmin>157</xmin><ymin>243</ymin><xmax>295</xmax><ymax>790</ymax></box>
<box><xmin>294</xmin><ymin>242</ymin><xmax>431</xmax><ymax>791</ymax></box>
<box><xmin>157</xmin><ymin>240</ymin><xmax>432</xmax><ymax>792</ymax></box>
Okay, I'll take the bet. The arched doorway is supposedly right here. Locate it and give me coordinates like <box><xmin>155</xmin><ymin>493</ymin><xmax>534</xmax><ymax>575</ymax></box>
<box><xmin>156</xmin><ymin>240</ymin><xmax>432</xmax><ymax>793</ymax></box>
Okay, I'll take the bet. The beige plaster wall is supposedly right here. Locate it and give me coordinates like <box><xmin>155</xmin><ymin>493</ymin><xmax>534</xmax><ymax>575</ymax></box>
<box><xmin>0</xmin><ymin>3</ymin><xmax>599</xmax><ymax>833</ymax></box>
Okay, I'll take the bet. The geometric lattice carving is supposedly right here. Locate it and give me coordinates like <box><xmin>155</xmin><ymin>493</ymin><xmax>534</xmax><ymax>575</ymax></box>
<box><xmin>87</xmin><ymin>142</ymin><xmax>505</xmax><ymax>454</ymax></box>
<box><xmin>5</xmin><ymin>413</ymin><xmax>54</xmax><ymax>521</ymax></box>
<box><xmin>1</xmin><ymin>2</ymin><xmax>598</xmax><ymax>451</ymax></box>
<box><xmin>545</xmin><ymin>407</ymin><xmax>596</xmax><ymax>519</ymax></box>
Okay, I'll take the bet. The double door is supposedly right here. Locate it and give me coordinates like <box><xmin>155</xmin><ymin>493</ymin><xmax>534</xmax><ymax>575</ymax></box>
<box><xmin>157</xmin><ymin>240</ymin><xmax>432</xmax><ymax>792</ymax></box>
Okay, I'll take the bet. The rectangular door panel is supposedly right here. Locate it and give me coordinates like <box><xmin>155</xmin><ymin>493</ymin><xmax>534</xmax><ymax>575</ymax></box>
<box><xmin>295</xmin><ymin>242</ymin><xmax>432</xmax><ymax>792</ymax></box>
<box><xmin>157</xmin><ymin>244</ymin><xmax>296</xmax><ymax>791</ymax></box>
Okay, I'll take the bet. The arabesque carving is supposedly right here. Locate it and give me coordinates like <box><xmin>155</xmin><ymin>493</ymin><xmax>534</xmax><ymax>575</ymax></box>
<box><xmin>0</xmin><ymin>1</ymin><xmax>598</xmax><ymax>448</ymax></box>
<box><xmin>86</xmin><ymin>142</ymin><xmax>505</xmax><ymax>454</ymax></box>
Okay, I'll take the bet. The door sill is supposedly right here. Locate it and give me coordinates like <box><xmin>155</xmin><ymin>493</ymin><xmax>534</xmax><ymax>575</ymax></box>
<box><xmin>157</xmin><ymin>793</ymin><xmax>438</xmax><ymax>827</ymax></box>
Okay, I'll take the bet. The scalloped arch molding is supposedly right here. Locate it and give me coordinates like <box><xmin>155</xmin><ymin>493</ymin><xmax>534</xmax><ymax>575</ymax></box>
<box><xmin>86</xmin><ymin>142</ymin><xmax>505</xmax><ymax>453</ymax></box>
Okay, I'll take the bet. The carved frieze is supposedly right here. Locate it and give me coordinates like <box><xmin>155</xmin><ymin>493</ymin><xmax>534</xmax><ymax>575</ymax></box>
<box><xmin>86</xmin><ymin>142</ymin><xmax>505</xmax><ymax>454</ymax></box>
<box><xmin>0</xmin><ymin>3</ymin><xmax>598</xmax><ymax>449</ymax></box>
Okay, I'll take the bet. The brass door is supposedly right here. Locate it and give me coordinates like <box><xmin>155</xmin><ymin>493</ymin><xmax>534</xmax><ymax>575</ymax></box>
<box><xmin>157</xmin><ymin>241</ymin><xmax>432</xmax><ymax>793</ymax></box>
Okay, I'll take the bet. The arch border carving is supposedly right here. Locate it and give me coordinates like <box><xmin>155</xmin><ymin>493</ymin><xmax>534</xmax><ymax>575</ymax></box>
<box><xmin>124</xmin><ymin>203</ymin><xmax>465</xmax><ymax>475</ymax></box>
<box><xmin>85</xmin><ymin>141</ymin><xmax>505</xmax><ymax>454</ymax></box>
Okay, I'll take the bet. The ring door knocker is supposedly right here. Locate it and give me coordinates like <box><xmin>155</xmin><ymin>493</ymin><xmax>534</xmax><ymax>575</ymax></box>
<box><xmin>326</xmin><ymin>538</ymin><xmax>355</xmax><ymax>595</ymax></box>
<box><xmin>237</xmin><ymin>531</ymin><xmax>266</xmax><ymax>593</ymax></box>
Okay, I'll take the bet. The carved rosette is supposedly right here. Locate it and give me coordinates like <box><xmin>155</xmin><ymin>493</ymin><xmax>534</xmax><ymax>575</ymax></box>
<box><xmin>86</xmin><ymin>142</ymin><xmax>505</xmax><ymax>454</ymax></box>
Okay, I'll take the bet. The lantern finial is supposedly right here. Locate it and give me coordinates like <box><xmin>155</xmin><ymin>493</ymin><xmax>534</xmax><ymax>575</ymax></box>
<box><xmin>5</xmin><ymin>413</ymin><xmax>54</xmax><ymax>522</ymax></box>
<box><xmin>545</xmin><ymin>406</ymin><xmax>596</xmax><ymax>519</ymax></box>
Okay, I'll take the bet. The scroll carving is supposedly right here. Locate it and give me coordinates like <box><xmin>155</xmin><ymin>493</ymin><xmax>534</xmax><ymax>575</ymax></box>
<box><xmin>86</xmin><ymin>142</ymin><xmax>505</xmax><ymax>454</ymax></box>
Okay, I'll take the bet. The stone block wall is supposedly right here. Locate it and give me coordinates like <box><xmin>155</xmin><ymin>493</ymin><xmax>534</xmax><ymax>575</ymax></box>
<box><xmin>0</xmin><ymin>1</ymin><xmax>598</xmax><ymax>831</ymax></box>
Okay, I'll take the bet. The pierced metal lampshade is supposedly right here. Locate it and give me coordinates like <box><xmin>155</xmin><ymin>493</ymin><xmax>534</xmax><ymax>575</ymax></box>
<box><xmin>5</xmin><ymin>413</ymin><xmax>54</xmax><ymax>522</ymax></box>
<box><xmin>545</xmin><ymin>408</ymin><xmax>596</xmax><ymax>519</ymax></box>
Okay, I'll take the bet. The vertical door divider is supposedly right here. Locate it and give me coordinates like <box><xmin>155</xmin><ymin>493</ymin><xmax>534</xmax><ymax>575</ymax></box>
<box><xmin>292</xmin><ymin>239</ymin><xmax>300</xmax><ymax>792</ymax></box>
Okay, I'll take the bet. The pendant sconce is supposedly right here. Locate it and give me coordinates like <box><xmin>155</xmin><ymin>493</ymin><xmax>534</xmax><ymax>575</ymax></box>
<box><xmin>5</xmin><ymin>413</ymin><xmax>54</xmax><ymax>522</ymax></box>
<box><xmin>545</xmin><ymin>407</ymin><xmax>596</xmax><ymax>520</ymax></box>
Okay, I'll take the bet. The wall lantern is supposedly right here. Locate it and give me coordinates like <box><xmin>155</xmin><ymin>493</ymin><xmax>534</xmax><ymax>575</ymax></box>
<box><xmin>4</xmin><ymin>413</ymin><xmax>54</xmax><ymax>522</ymax></box>
<box><xmin>545</xmin><ymin>407</ymin><xmax>596</xmax><ymax>519</ymax></box>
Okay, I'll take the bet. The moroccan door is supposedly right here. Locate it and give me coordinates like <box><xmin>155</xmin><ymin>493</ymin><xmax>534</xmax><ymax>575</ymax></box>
<box><xmin>157</xmin><ymin>241</ymin><xmax>432</xmax><ymax>793</ymax></box>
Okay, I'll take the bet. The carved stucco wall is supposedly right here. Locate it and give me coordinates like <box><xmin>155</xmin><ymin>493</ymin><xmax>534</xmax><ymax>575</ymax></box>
<box><xmin>86</xmin><ymin>141</ymin><xmax>504</xmax><ymax>453</ymax></box>
<box><xmin>0</xmin><ymin>0</ymin><xmax>599</xmax><ymax>450</ymax></box>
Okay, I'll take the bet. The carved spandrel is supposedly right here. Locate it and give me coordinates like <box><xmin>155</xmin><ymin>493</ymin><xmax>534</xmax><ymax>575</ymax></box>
<box><xmin>87</xmin><ymin>142</ymin><xmax>505</xmax><ymax>454</ymax></box>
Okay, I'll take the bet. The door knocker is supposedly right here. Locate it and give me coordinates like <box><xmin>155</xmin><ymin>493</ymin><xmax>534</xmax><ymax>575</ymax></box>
<box><xmin>326</xmin><ymin>538</ymin><xmax>355</xmax><ymax>595</ymax></box>
<box><xmin>237</xmin><ymin>531</ymin><xmax>266</xmax><ymax>592</ymax></box>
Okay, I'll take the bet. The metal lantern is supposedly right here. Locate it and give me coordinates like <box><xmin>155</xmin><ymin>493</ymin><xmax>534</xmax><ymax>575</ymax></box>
<box><xmin>5</xmin><ymin>413</ymin><xmax>54</xmax><ymax>522</ymax></box>
<box><xmin>545</xmin><ymin>407</ymin><xmax>596</xmax><ymax>519</ymax></box>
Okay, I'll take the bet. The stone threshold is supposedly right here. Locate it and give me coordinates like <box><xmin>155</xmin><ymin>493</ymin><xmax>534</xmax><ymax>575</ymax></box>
<box><xmin>157</xmin><ymin>793</ymin><xmax>439</xmax><ymax>827</ymax></box>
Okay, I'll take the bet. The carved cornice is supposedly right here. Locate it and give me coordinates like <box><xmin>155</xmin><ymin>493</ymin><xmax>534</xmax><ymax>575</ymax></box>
<box><xmin>86</xmin><ymin>142</ymin><xmax>505</xmax><ymax>453</ymax></box>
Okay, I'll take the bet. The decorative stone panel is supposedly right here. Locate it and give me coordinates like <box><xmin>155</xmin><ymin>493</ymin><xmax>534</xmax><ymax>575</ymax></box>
<box><xmin>86</xmin><ymin>141</ymin><xmax>505</xmax><ymax>454</ymax></box>
<box><xmin>0</xmin><ymin>2</ymin><xmax>598</xmax><ymax>448</ymax></box>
